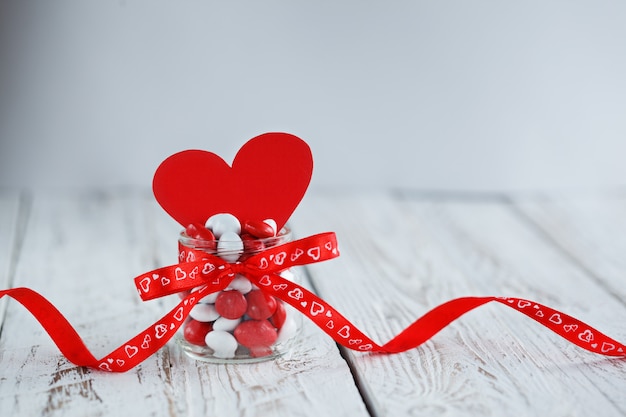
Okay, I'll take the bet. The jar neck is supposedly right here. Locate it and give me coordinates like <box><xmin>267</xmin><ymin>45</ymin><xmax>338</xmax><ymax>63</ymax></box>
<box><xmin>178</xmin><ymin>227</ymin><xmax>292</xmax><ymax>257</ymax></box>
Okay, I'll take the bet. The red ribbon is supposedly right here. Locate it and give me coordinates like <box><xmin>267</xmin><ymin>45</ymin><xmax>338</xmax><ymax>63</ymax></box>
<box><xmin>0</xmin><ymin>232</ymin><xmax>624</xmax><ymax>373</ymax></box>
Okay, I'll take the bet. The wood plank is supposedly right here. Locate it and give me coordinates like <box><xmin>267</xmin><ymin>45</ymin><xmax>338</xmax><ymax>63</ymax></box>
<box><xmin>513</xmin><ymin>190</ymin><xmax>626</xmax><ymax>301</ymax></box>
<box><xmin>0</xmin><ymin>190</ymin><xmax>369</xmax><ymax>417</ymax></box>
<box><xmin>292</xmin><ymin>189</ymin><xmax>626</xmax><ymax>417</ymax></box>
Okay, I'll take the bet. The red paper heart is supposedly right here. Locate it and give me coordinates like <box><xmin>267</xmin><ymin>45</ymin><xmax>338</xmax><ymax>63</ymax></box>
<box><xmin>152</xmin><ymin>132</ymin><xmax>313</xmax><ymax>230</ymax></box>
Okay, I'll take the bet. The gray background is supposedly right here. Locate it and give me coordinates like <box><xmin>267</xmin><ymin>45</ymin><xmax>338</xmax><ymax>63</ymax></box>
<box><xmin>1</xmin><ymin>1</ymin><xmax>625</xmax><ymax>192</ymax></box>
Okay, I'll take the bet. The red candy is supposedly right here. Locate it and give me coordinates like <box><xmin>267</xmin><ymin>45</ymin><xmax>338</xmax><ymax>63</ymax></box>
<box><xmin>240</xmin><ymin>233</ymin><xmax>265</xmax><ymax>253</ymax></box>
<box><xmin>234</xmin><ymin>319</ymin><xmax>278</xmax><ymax>350</ymax></box>
<box><xmin>246</xmin><ymin>290</ymin><xmax>277</xmax><ymax>320</ymax></box>
<box><xmin>270</xmin><ymin>301</ymin><xmax>287</xmax><ymax>330</ymax></box>
<box><xmin>214</xmin><ymin>290</ymin><xmax>248</xmax><ymax>319</ymax></box>
<box><xmin>185</xmin><ymin>223</ymin><xmax>217</xmax><ymax>250</ymax></box>
<box><xmin>183</xmin><ymin>319</ymin><xmax>213</xmax><ymax>346</ymax></box>
<box><xmin>242</xmin><ymin>220</ymin><xmax>275</xmax><ymax>238</ymax></box>
<box><xmin>249</xmin><ymin>346</ymin><xmax>273</xmax><ymax>358</ymax></box>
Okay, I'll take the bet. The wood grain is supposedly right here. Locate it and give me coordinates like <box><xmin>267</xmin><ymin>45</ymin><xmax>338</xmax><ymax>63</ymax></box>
<box><xmin>292</xmin><ymin>190</ymin><xmax>626</xmax><ymax>417</ymax></box>
<box><xmin>0</xmin><ymin>190</ymin><xmax>368</xmax><ymax>417</ymax></box>
<box><xmin>514</xmin><ymin>190</ymin><xmax>626</xmax><ymax>302</ymax></box>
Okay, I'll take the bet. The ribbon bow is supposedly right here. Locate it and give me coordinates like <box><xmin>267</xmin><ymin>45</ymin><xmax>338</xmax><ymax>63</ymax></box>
<box><xmin>135</xmin><ymin>232</ymin><xmax>339</xmax><ymax>303</ymax></box>
<box><xmin>1</xmin><ymin>232</ymin><xmax>625</xmax><ymax>373</ymax></box>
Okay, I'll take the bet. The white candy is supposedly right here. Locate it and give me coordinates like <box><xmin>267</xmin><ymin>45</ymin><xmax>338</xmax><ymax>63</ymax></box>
<box><xmin>189</xmin><ymin>303</ymin><xmax>220</xmax><ymax>322</ymax></box>
<box><xmin>279</xmin><ymin>269</ymin><xmax>296</xmax><ymax>282</ymax></box>
<box><xmin>276</xmin><ymin>316</ymin><xmax>298</xmax><ymax>344</ymax></box>
<box><xmin>199</xmin><ymin>291</ymin><xmax>220</xmax><ymax>304</ymax></box>
<box><xmin>191</xmin><ymin>286</ymin><xmax>221</xmax><ymax>304</ymax></box>
<box><xmin>217</xmin><ymin>231</ymin><xmax>244</xmax><ymax>262</ymax></box>
<box><xmin>263</xmin><ymin>218</ymin><xmax>277</xmax><ymax>236</ymax></box>
<box><xmin>213</xmin><ymin>317</ymin><xmax>242</xmax><ymax>332</ymax></box>
<box><xmin>205</xmin><ymin>330</ymin><xmax>238</xmax><ymax>358</ymax></box>
<box><xmin>227</xmin><ymin>275</ymin><xmax>252</xmax><ymax>294</ymax></box>
<box><xmin>206</xmin><ymin>213</ymin><xmax>241</xmax><ymax>238</ymax></box>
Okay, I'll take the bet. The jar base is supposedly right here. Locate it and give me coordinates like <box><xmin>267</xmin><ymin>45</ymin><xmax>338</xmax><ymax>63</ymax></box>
<box><xmin>175</xmin><ymin>330</ymin><xmax>300</xmax><ymax>364</ymax></box>
<box><xmin>180</xmin><ymin>347</ymin><xmax>284</xmax><ymax>364</ymax></box>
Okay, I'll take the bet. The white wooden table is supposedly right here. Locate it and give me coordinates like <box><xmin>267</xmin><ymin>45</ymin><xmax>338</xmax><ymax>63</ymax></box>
<box><xmin>1</xmin><ymin>188</ymin><xmax>625</xmax><ymax>416</ymax></box>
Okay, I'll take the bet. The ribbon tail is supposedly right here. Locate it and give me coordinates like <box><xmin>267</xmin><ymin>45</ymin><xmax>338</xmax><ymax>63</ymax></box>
<box><xmin>95</xmin><ymin>292</ymin><xmax>202</xmax><ymax>372</ymax></box>
<box><xmin>0</xmin><ymin>287</ymin><xmax>100</xmax><ymax>367</ymax></box>
<box><xmin>382</xmin><ymin>296</ymin><xmax>626</xmax><ymax>356</ymax></box>
<box><xmin>496</xmin><ymin>297</ymin><xmax>626</xmax><ymax>357</ymax></box>
<box><xmin>0</xmin><ymin>288</ymin><xmax>206</xmax><ymax>372</ymax></box>
<box><xmin>260</xmin><ymin>278</ymin><xmax>498</xmax><ymax>353</ymax></box>
<box><xmin>255</xmin><ymin>277</ymin><xmax>626</xmax><ymax>358</ymax></box>
<box><xmin>381</xmin><ymin>296</ymin><xmax>496</xmax><ymax>353</ymax></box>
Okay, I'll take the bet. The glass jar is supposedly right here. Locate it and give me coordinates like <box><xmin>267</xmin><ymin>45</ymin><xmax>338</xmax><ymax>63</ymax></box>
<box><xmin>176</xmin><ymin>227</ymin><xmax>303</xmax><ymax>363</ymax></box>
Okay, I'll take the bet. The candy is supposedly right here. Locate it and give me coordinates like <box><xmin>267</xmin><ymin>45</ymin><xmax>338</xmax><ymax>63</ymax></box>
<box><xmin>240</xmin><ymin>233</ymin><xmax>265</xmax><ymax>254</ymax></box>
<box><xmin>227</xmin><ymin>275</ymin><xmax>253</xmax><ymax>294</ymax></box>
<box><xmin>242</xmin><ymin>219</ymin><xmax>275</xmax><ymax>238</ymax></box>
<box><xmin>191</xmin><ymin>286</ymin><xmax>221</xmax><ymax>303</ymax></box>
<box><xmin>214</xmin><ymin>290</ymin><xmax>247</xmax><ymax>319</ymax></box>
<box><xmin>263</xmin><ymin>219</ymin><xmax>278</xmax><ymax>236</ymax></box>
<box><xmin>185</xmin><ymin>222</ymin><xmax>216</xmax><ymax>242</ymax></box>
<box><xmin>198</xmin><ymin>290</ymin><xmax>220</xmax><ymax>304</ymax></box>
<box><xmin>217</xmin><ymin>231</ymin><xmax>244</xmax><ymax>262</ymax></box>
<box><xmin>205</xmin><ymin>330</ymin><xmax>239</xmax><ymax>358</ymax></box>
<box><xmin>178</xmin><ymin>212</ymin><xmax>300</xmax><ymax>360</ymax></box>
<box><xmin>280</xmin><ymin>269</ymin><xmax>296</xmax><ymax>282</ymax></box>
<box><xmin>245</xmin><ymin>290</ymin><xmax>277</xmax><ymax>320</ymax></box>
<box><xmin>206</xmin><ymin>213</ymin><xmax>241</xmax><ymax>238</ymax></box>
<box><xmin>276</xmin><ymin>316</ymin><xmax>298</xmax><ymax>344</ymax></box>
<box><xmin>189</xmin><ymin>303</ymin><xmax>220</xmax><ymax>322</ymax></box>
<box><xmin>269</xmin><ymin>300</ymin><xmax>287</xmax><ymax>329</ymax></box>
<box><xmin>249</xmin><ymin>346</ymin><xmax>273</xmax><ymax>358</ymax></box>
<box><xmin>213</xmin><ymin>317</ymin><xmax>242</xmax><ymax>332</ymax></box>
<box><xmin>234</xmin><ymin>319</ymin><xmax>278</xmax><ymax>350</ymax></box>
<box><xmin>183</xmin><ymin>319</ymin><xmax>213</xmax><ymax>346</ymax></box>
